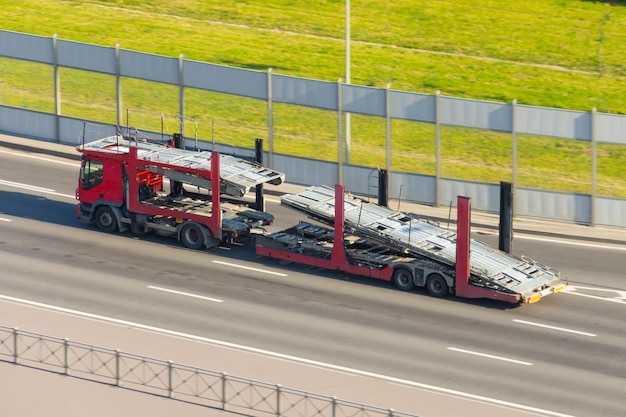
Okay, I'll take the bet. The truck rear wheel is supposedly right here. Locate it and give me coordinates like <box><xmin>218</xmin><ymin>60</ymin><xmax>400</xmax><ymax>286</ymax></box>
<box><xmin>95</xmin><ymin>206</ymin><xmax>117</xmax><ymax>233</ymax></box>
<box><xmin>181</xmin><ymin>223</ymin><xmax>204</xmax><ymax>250</ymax></box>
<box><xmin>426</xmin><ymin>273</ymin><xmax>448</xmax><ymax>298</ymax></box>
<box><xmin>393</xmin><ymin>268</ymin><xmax>414</xmax><ymax>291</ymax></box>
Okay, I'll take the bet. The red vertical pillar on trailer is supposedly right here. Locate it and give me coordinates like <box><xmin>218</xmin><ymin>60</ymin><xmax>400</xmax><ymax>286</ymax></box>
<box><xmin>330</xmin><ymin>184</ymin><xmax>348</xmax><ymax>267</ymax></box>
<box><xmin>127</xmin><ymin>146</ymin><xmax>139</xmax><ymax>211</ymax></box>
<box><xmin>455</xmin><ymin>196</ymin><xmax>471</xmax><ymax>296</ymax></box>
<box><xmin>211</xmin><ymin>152</ymin><xmax>222</xmax><ymax>239</ymax></box>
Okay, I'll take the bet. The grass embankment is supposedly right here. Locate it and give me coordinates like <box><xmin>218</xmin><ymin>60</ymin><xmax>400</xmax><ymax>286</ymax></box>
<box><xmin>0</xmin><ymin>0</ymin><xmax>625</xmax><ymax>196</ymax></box>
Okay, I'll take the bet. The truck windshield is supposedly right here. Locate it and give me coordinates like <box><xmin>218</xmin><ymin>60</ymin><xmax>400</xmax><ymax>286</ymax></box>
<box><xmin>81</xmin><ymin>159</ymin><xmax>104</xmax><ymax>190</ymax></box>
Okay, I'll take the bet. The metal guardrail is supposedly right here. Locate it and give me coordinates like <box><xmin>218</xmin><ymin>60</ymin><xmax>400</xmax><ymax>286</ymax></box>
<box><xmin>0</xmin><ymin>325</ymin><xmax>421</xmax><ymax>417</ymax></box>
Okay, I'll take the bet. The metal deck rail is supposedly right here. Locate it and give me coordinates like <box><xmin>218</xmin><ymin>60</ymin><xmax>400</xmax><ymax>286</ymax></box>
<box><xmin>0</xmin><ymin>325</ymin><xmax>420</xmax><ymax>417</ymax></box>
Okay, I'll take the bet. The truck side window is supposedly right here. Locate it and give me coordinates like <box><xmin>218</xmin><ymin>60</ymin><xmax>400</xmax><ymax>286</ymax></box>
<box><xmin>81</xmin><ymin>160</ymin><xmax>104</xmax><ymax>190</ymax></box>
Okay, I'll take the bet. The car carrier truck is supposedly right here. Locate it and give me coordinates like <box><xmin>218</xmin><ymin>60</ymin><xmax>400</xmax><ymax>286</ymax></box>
<box><xmin>76</xmin><ymin>132</ymin><xmax>284</xmax><ymax>249</ymax></box>
<box><xmin>255</xmin><ymin>185</ymin><xmax>566</xmax><ymax>304</ymax></box>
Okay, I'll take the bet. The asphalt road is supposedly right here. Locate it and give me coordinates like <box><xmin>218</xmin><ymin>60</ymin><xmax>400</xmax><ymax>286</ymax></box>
<box><xmin>1</xmin><ymin>140</ymin><xmax>625</xmax><ymax>417</ymax></box>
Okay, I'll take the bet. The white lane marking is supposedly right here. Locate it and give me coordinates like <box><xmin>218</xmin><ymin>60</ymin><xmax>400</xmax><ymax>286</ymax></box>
<box><xmin>212</xmin><ymin>260</ymin><xmax>288</xmax><ymax>276</ymax></box>
<box><xmin>0</xmin><ymin>217</ymin><xmax>12</xmax><ymax>222</ymax></box>
<box><xmin>0</xmin><ymin>148</ymin><xmax>79</xmax><ymax>167</ymax></box>
<box><xmin>0</xmin><ymin>294</ymin><xmax>573</xmax><ymax>417</ymax></box>
<box><xmin>562</xmin><ymin>285</ymin><xmax>626</xmax><ymax>304</ymax></box>
<box><xmin>0</xmin><ymin>179</ymin><xmax>56</xmax><ymax>192</ymax></box>
<box><xmin>447</xmin><ymin>347</ymin><xmax>533</xmax><ymax>366</ymax></box>
<box><xmin>513</xmin><ymin>234</ymin><xmax>626</xmax><ymax>252</ymax></box>
<box><xmin>513</xmin><ymin>319</ymin><xmax>596</xmax><ymax>337</ymax></box>
<box><xmin>0</xmin><ymin>179</ymin><xmax>75</xmax><ymax>199</ymax></box>
<box><xmin>266</xmin><ymin>197</ymin><xmax>281</xmax><ymax>204</ymax></box>
<box><xmin>148</xmin><ymin>285</ymin><xmax>223</xmax><ymax>303</ymax></box>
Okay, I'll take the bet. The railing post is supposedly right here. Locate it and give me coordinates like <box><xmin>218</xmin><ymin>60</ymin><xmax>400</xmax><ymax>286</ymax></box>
<box><xmin>221</xmin><ymin>372</ymin><xmax>228</xmax><ymax>410</ymax></box>
<box><xmin>12</xmin><ymin>327</ymin><xmax>18</xmax><ymax>364</ymax></box>
<box><xmin>63</xmin><ymin>338</ymin><xmax>69</xmax><ymax>375</ymax></box>
<box><xmin>267</xmin><ymin>67</ymin><xmax>274</xmax><ymax>169</ymax></box>
<box><xmin>337</xmin><ymin>78</ymin><xmax>344</xmax><ymax>186</ymax></box>
<box><xmin>388</xmin><ymin>408</ymin><xmax>394</xmax><ymax>417</ymax></box>
<box><xmin>115</xmin><ymin>349</ymin><xmax>121</xmax><ymax>386</ymax></box>
<box><xmin>435</xmin><ymin>90</ymin><xmax>441</xmax><ymax>207</ymax></box>
<box><xmin>168</xmin><ymin>360</ymin><xmax>174</xmax><ymax>398</ymax></box>
<box><xmin>52</xmin><ymin>33</ymin><xmax>61</xmax><ymax>143</ymax></box>
<box><xmin>275</xmin><ymin>384</ymin><xmax>282</xmax><ymax>417</ymax></box>
<box><xmin>332</xmin><ymin>396</ymin><xmax>337</xmax><ymax>417</ymax></box>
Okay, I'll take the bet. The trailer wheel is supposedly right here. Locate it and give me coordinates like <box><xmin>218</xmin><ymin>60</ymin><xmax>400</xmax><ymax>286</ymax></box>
<box><xmin>180</xmin><ymin>223</ymin><xmax>204</xmax><ymax>250</ymax></box>
<box><xmin>95</xmin><ymin>206</ymin><xmax>117</xmax><ymax>233</ymax></box>
<box><xmin>426</xmin><ymin>273</ymin><xmax>448</xmax><ymax>298</ymax></box>
<box><xmin>393</xmin><ymin>268</ymin><xmax>414</xmax><ymax>291</ymax></box>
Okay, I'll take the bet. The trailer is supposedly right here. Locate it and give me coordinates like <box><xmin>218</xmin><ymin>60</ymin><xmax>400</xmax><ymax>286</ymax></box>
<box><xmin>256</xmin><ymin>185</ymin><xmax>566</xmax><ymax>304</ymax></box>
<box><xmin>76</xmin><ymin>133</ymin><xmax>284</xmax><ymax>248</ymax></box>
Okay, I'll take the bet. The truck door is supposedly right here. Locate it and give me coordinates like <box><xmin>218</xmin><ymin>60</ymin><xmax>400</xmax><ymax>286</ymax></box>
<box><xmin>78</xmin><ymin>156</ymin><xmax>124</xmax><ymax>205</ymax></box>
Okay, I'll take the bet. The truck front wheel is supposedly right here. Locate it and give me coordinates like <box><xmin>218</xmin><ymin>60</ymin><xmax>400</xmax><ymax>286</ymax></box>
<box><xmin>393</xmin><ymin>268</ymin><xmax>414</xmax><ymax>291</ymax></box>
<box><xmin>181</xmin><ymin>223</ymin><xmax>204</xmax><ymax>250</ymax></box>
<box><xmin>426</xmin><ymin>273</ymin><xmax>448</xmax><ymax>298</ymax></box>
<box><xmin>95</xmin><ymin>206</ymin><xmax>117</xmax><ymax>233</ymax></box>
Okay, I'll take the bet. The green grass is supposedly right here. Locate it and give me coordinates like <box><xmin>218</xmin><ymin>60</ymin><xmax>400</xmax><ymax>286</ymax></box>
<box><xmin>1</xmin><ymin>0</ymin><xmax>626</xmax><ymax>197</ymax></box>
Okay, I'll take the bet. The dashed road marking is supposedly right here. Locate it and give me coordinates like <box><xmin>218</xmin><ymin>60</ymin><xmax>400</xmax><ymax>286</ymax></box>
<box><xmin>513</xmin><ymin>319</ymin><xmax>596</xmax><ymax>337</ymax></box>
<box><xmin>447</xmin><ymin>347</ymin><xmax>532</xmax><ymax>366</ymax></box>
<box><xmin>148</xmin><ymin>285</ymin><xmax>223</xmax><ymax>303</ymax></box>
<box><xmin>212</xmin><ymin>260</ymin><xmax>288</xmax><ymax>276</ymax></box>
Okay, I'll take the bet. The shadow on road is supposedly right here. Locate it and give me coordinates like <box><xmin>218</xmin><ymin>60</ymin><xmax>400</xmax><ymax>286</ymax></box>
<box><xmin>0</xmin><ymin>190</ymin><xmax>82</xmax><ymax>228</ymax></box>
<box><xmin>218</xmin><ymin>241</ymin><xmax>518</xmax><ymax>311</ymax></box>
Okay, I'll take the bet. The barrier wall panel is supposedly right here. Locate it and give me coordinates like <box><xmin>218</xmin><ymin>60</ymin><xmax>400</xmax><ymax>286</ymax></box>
<box><xmin>120</xmin><ymin>50</ymin><xmax>178</xmax><ymax>84</ymax></box>
<box><xmin>343</xmin><ymin>85</ymin><xmax>386</xmax><ymax>116</ymax></box>
<box><xmin>389</xmin><ymin>172</ymin><xmax>436</xmax><ymax>206</ymax></box>
<box><xmin>343</xmin><ymin>165</ymin><xmax>379</xmax><ymax>196</ymax></box>
<box><xmin>58</xmin><ymin>40</ymin><xmax>116</xmax><ymax>74</ymax></box>
<box><xmin>596</xmin><ymin>113</ymin><xmax>626</xmax><ymax>145</ymax></box>
<box><xmin>517</xmin><ymin>106</ymin><xmax>591</xmax><ymax>140</ymax></box>
<box><xmin>516</xmin><ymin>189</ymin><xmax>590</xmax><ymax>223</ymax></box>
<box><xmin>272</xmin><ymin>154</ymin><xmax>337</xmax><ymax>186</ymax></box>
<box><xmin>59</xmin><ymin>117</ymin><xmax>117</xmax><ymax>145</ymax></box>
<box><xmin>440</xmin><ymin>179</ymin><xmax>499</xmax><ymax>212</ymax></box>
<box><xmin>389</xmin><ymin>91</ymin><xmax>435</xmax><ymax>123</ymax></box>
<box><xmin>440</xmin><ymin>97</ymin><xmax>512</xmax><ymax>132</ymax></box>
<box><xmin>0</xmin><ymin>107</ymin><xmax>55</xmax><ymax>141</ymax></box>
<box><xmin>184</xmin><ymin>60</ymin><xmax>267</xmax><ymax>99</ymax></box>
<box><xmin>0</xmin><ymin>31</ymin><xmax>53</xmax><ymax>64</ymax></box>
<box><xmin>595</xmin><ymin>197</ymin><xmax>626</xmax><ymax>228</ymax></box>
<box><xmin>273</xmin><ymin>75</ymin><xmax>337</xmax><ymax>110</ymax></box>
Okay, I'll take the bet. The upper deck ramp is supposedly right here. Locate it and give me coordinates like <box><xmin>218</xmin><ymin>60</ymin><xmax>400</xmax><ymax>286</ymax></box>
<box><xmin>78</xmin><ymin>135</ymin><xmax>285</xmax><ymax>198</ymax></box>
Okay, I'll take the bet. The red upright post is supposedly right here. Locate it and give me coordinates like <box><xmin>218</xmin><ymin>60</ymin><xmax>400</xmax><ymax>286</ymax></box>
<box><xmin>454</xmin><ymin>196</ymin><xmax>520</xmax><ymax>302</ymax></box>
<box><xmin>455</xmin><ymin>196</ymin><xmax>471</xmax><ymax>296</ymax></box>
<box><xmin>211</xmin><ymin>151</ymin><xmax>222</xmax><ymax>239</ymax></box>
<box><xmin>331</xmin><ymin>184</ymin><xmax>348</xmax><ymax>267</ymax></box>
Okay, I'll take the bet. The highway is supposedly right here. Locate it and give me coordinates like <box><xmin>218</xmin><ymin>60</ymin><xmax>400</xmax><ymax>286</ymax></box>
<box><xmin>1</xmin><ymin>138</ymin><xmax>625</xmax><ymax>417</ymax></box>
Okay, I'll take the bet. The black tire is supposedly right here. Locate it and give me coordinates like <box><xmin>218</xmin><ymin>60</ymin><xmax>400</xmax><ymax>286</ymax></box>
<box><xmin>426</xmin><ymin>273</ymin><xmax>448</xmax><ymax>298</ymax></box>
<box><xmin>95</xmin><ymin>206</ymin><xmax>117</xmax><ymax>233</ymax></box>
<box><xmin>393</xmin><ymin>268</ymin><xmax>414</xmax><ymax>291</ymax></box>
<box><xmin>180</xmin><ymin>223</ymin><xmax>204</xmax><ymax>250</ymax></box>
